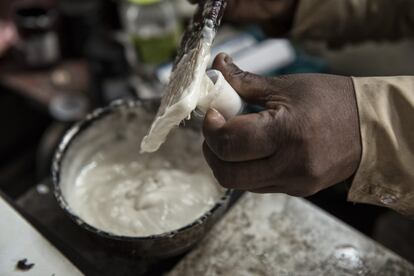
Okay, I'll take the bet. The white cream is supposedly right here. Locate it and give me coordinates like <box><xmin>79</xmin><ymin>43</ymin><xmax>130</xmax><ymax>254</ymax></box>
<box><xmin>67</xmin><ymin>116</ymin><xmax>224</xmax><ymax>237</ymax></box>
<box><xmin>140</xmin><ymin>25</ymin><xmax>215</xmax><ymax>153</ymax></box>
<box><xmin>198</xmin><ymin>70</ymin><xmax>244</xmax><ymax>119</ymax></box>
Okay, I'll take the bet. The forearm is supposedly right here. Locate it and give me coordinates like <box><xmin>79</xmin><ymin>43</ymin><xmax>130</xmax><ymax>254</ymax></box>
<box><xmin>349</xmin><ymin>76</ymin><xmax>414</xmax><ymax>218</ymax></box>
<box><xmin>291</xmin><ymin>0</ymin><xmax>414</xmax><ymax>46</ymax></box>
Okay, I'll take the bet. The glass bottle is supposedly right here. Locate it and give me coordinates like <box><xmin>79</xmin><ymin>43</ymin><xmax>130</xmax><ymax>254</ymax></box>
<box><xmin>124</xmin><ymin>0</ymin><xmax>179</xmax><ymax>71</ymax></box>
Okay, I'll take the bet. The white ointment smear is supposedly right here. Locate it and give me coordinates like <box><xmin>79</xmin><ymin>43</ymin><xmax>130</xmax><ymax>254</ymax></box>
<box><xmin>140</xmin><ymin>25</ymin><xmax>215</xmax><ymax>153</ymax></box>
<box><xmin>140</xmin><ymin>21</ymin><xmax>244</xmax><ymax>154</ymax></box>
<box><xmin>65</xmin><ymin>109</ymin><xmax>224</xmax><ymax>237</ymax></box>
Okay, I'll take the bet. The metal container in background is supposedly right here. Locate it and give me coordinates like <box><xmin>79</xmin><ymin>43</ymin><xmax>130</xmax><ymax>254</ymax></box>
<box><xmin>14</xmin><ymin>6</ymin><xmax>60</xmax><ymax>68</ymax></box>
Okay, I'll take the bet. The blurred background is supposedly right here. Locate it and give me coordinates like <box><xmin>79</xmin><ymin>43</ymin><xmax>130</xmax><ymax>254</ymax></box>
<box><xmin>0</xmin><ymin>0</ymin><xmax>413</xmax><ymax>272</ymax></box>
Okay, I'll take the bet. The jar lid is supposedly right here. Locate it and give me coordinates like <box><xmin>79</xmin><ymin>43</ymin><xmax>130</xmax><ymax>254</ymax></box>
<box><xmin>128</xmin><ymin>0</ymin><xmax>161</xmax><ymax>5</ymax></box>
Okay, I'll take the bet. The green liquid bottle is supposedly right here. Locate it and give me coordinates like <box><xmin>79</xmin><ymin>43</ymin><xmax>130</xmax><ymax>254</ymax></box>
<box><xmin>131</xmin><ymin>26</ymin><xmax>180</xmax><ymax>65</ymax></box>
<box><xmin>125</xmin><ymin>0</ymin><xmax>180</xmax><ymax>69</ymax></box>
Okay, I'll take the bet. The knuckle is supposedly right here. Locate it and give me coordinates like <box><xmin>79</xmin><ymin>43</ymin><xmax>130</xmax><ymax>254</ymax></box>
<box><xmin>304</xmin><ymin>163</ymin><xmax>324</xmax><ymax>187</ymax></box>
<box><xmin>230</xmin><ymin>69</ymin><xmax>252</xmax><ymax>84</ymax></box>
<box><xmin>300</xmin><ymin>148</ymin><xmax>325</xmax><ymax>187</ymax></box>
<box><xmin>297</xmin><ymin>163</ymin><xmax>325</xmax><ymax>197</ymax></box>
<box><xmin>238</xmin><ymin>71</ymin><xmax>251</xmax><ymax>82</ymax></box>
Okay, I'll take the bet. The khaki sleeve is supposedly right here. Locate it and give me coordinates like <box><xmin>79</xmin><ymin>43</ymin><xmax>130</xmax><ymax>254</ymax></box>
<box><xmin>291</xmin><ymin>0</ymin><xmax>414</xmax><ymax>46</ymax></box>
<box><xmin>349</xmin><ymin>76</ymin><xmax>414</xmax><ymax>218</ymax></box>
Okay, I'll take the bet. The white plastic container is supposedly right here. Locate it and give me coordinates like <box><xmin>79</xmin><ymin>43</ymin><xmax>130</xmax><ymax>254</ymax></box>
<box><xmin>198</xmin><ymin>69</ymin><xmax>244</xmax><ymax>119</ymax></box>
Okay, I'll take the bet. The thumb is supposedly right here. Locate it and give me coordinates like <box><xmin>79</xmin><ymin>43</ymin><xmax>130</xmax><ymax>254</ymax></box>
<box><xmin>212</xmin><ymin>53</ymin><xmax>271</xmax><ymax>106</ymax></box>
<box><xmin>203</xmin><ymin>108</ymin><xmax>226</xmax><ymax>136</ymax></box>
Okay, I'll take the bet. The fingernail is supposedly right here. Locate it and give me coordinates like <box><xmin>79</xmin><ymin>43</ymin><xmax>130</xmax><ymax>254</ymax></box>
<box><xmin>205</xmin><ymin>108</ymin><xmax>226</xmax><ymax>129</ymax></box>
<box><xmin>207</xmin><ymin>108</ymin><xmax>225</xmax><ymax>121</ymax></box>
<box><xmin>208</xmin><ymin>107</ymin><xmax>221</xmax><ymax>116</ymax></box>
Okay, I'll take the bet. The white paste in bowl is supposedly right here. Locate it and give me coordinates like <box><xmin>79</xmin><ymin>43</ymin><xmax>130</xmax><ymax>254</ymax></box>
<box><xmin>62</xmin><ymin>108</ymin><xmax>224</xmax><ymax>237</ymax></box>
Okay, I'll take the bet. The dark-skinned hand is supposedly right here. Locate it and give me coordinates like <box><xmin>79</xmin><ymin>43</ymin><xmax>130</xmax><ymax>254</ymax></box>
<box><xmin>202</xmin><ymin>53</ymin><xmax>362</xmax><ymax>196</ymax></box>
<box><xmin>189</xmin><ymin>0</ymin><xmax>298</xmax><ymax>35</ymax></box>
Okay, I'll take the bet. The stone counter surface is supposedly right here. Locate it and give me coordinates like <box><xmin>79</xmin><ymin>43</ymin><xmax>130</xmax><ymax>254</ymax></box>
<box><xmin>169</xmin><ymin>193</ymin><xmax>414</xmax><ymax>276</ymax></box>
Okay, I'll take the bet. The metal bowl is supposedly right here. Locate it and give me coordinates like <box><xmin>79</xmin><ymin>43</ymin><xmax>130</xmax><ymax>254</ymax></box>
<box><xmin>52</xmin><ymin>100</ymin><xmax>231</xmax><ymax>257</ymax></box>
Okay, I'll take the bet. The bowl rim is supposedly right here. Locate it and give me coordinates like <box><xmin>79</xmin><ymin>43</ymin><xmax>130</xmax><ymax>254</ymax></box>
<box><xmin>52</xmin><ymin>99</ymin><xmax>231</xmax><ymax>241</ymax></box>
